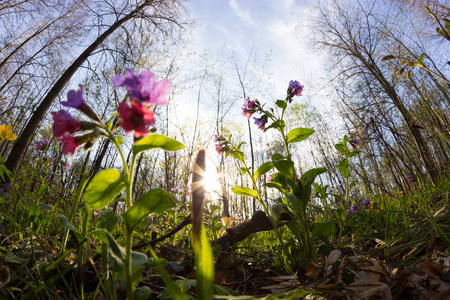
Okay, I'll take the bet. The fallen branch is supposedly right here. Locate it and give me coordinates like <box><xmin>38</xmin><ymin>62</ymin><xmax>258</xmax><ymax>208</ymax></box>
<box><xmin>132</xmin><ymin>210</ymin><xmax>287</xmax><ymax>252</ymax></box>
<box><xmin>132</xmin><ymin>216</ymin><xmax>191</xmax><ymax>251</ymax></box>
<box><xmin>214</xmin><ymin>210</ymin><xmax>288</xmax><ymax>252</ymax></box>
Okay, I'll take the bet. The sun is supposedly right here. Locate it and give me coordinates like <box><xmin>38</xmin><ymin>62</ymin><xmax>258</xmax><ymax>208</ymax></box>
<box><xmin>202</xmin><ymin>166</ymin><xmax>220</xmax><ymax>193</ymax></box>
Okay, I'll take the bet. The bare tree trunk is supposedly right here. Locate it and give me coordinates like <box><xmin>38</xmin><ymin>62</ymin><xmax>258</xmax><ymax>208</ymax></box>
<box><xmin>3</xmin><ymin>0</ymin><xmax>154</xmax><ymax>180</ymax></box>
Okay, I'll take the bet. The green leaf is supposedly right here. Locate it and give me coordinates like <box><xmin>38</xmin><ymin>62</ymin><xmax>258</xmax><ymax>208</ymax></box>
<box><xmin>57</xmin><ymin>213</ymin><xmax>85</xmax><ymax>242</ymax></box>
<box><xmin>336</xmin><ymin>159</ymin><xmax>349</xmax><ymax>179</ymax></box>
<box><xmin>335</xmin><ymin>143</ymin><xmax>347</xmax><ymax>154</ymax></box>
<box><xmin>57</xmin><ymin>213</ymin><xmax>79</xmax><ymax>233</ymax></box>
<box><xmin>417</xmin><ymin>53</ymin><xmax>425</xmax><ymax>65</ymax></box>
<box><xmin>38</xmin><ymin>183</ymin><xmax>48</xmax><ymax>197</ymax></box>
<box><xmin>347</xmin><ymin>150</ymin><xmax>361</xmax><ymax>158</ymax></box>
<box><xmin>287</xmin><ymin>193</ymin><xmax>301</xmax><ymax>212</ymax></box>
<box><xmin>232</xmin><ymin>186</ymin><xmax>258</xmax><ymax>198</ymax></box>
<box><xmin>110</xmin><ymin>249</ymin><xmax>148</xmax><ymax>287</ymax></box>
<box><xmin>273</xmin><ymin>159</ymin><xmax>295</xmax><ymax>180</ymax></box>
<box><xmin>287</xmin><ymin>128</ymin><xmax>314</xmax><ymax>144</ymax></box>
<box><xmin>84</xmin><ymin>169</ymin><xmax>126</xmax><ymax>210</ymax></box>
<box><xmin>39</xmin><ymin>204</ymin><xmax>54</xmax><ymax>213</ymax></box>
<box><xmin>0</xmin><ymin>164</ymin><xmax>12</xmax><ymax>180</ymax></box>
<box><xmin>343</xmin><ymin>135</ymin><xmax>349</xmax><ymax>143</ymax></box>
<box><xmin>196</xmin><ymin>225</ymin><xmax>215</xmax><ymax>300</ymax></box>
<box><xmin>381</xmin><ymin>55</ymin><xmax>396</xmax><ymax>61</ymax></box>
<box><xmin>272</xmin><ymin>153</ymin><xmax>284</xmax><ymax>161</ymax></box>
<box><xmin>263</xmin><ymin>182</ymin><xmax>286</xmax><ymax>194</ymax></box>
<box><xmin>254</xmin><ymin>161</ymin><xmax>274</xmax><ymax>180</ymax></box>
<box><xmin>133</xmin><ymin>134</ymin><xmax>184</xmax><ymax>155</ymax></box>
<box><xmin>276</xmin><ymin>100</ymin><xmax>287</xmax><ymax>109</ymax></box>
<box><xmin>300</xmin><ymin>167</ymin><xmax>327</xmax><ymax>186</ymax></box>
<box><xmin>265</xmin><ymin>120</ymin><xmax>285</xmax><ymax>131</ymax></box>
<box><xmin>93</xmin><ymin>229</ymin><xmax>125</xmax><ymax>262</ymax></box>
<box><xmin>240</xmin><ymin>167</ymin><xmax>248</xmax><ymax>176</ymax></box>
<box><xmin>229</xmin><ymin>150</ymin><xmax>245</xmax><ymax>163</ymax></box>
<box><xmin>135</xmin><ymin>287</ymin><xmax>152</xmax><ymax>300</ymax></box>
<box><xmin>99</xmin><ymin>210</ymin><xmax>119</xmax><ymax>232</ymax></box>
<box><xmin>297</xmin><ymin>167</ymin><xmax>327</xmax><ymax>206</ymax></box>
<box><xmin>122</xmin><ymin>189</ymin><xmax>176</xmax><ymax>232</ymax></box>
<box><xmin>148</xmin><ymin>248</ymin><xmax>188</xmax><ymax>300</ymax></box>
<box><xmin>311</xmin><ymin>222</ymin><xmax>335</xmax><ymax>242</ymax></box>
<box><xmin>116</xmin><ymin>135</ymin><xmax>124</xmax><ymax>145</ymax></box>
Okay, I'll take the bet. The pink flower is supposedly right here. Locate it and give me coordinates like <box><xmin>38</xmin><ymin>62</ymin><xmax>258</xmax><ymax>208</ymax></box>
<box><xmin>242</xmin><ymin>97</ymin><xmax>258</xmax><ymax>119</ymax></box>
<box><xmin>51</xmin><ymin>110</ymin><xmax>82</xmax><ymax>137</ymax></box>
<box><xmin>60</xmin><ymin>135</ymin><xmax>80</xmax><ymax>156</ymax></box>
<box><xmin>118</xmin><ymin>101</ymin><xmax>155</xmax><ymax>138</ymax></box>
<box><xmin>113</xmin><ymin>69</ymin><xmax>172</xmax><ymax>105</ymax></box>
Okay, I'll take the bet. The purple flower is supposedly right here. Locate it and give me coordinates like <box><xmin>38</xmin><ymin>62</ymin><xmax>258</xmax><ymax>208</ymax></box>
<box><xmin>65</xmin><ymin>163</ymin><xmax>70</xmax><ymax>170</ymax></box>
<box><xmin>253</xmin><ymin>115</ymin><xmax>268</xmax><ymax>130</ymax></box>
<box><xmin>350</xmin><ymin>137</ymin><xmax>359</xmax><ymax>149</ymax></box>
<box><xmin>408</xmin><ymin>172</ymin><xmax>413</xmax><ymax>184</ymax></box>
<box><xmin>363</xmin><ymin>198</ymin><xmax>371</xmax><ymax>208</ymax></box>
<box><xmin>62</xmin><ymin>84</ymin><xmax>101</xmax><ymax>122</ymax></box>
<box><xmin>62</xmin><ymin>84</ymin><xmax>86</xmax><ymax>109</ymax></box>
<box><xmin>113</xmin><ymin>69</ymin><xmax>172</xmax><ymax>105</ymax></box>
<box><xmin>214</xmin><ymin>136</ymin><xmax>229</xmax><ymax>156</ymax></box>
<box><xmin>36</xmin><ymin>139</ymin><xmax>50</xmax><ymax>151</ymax></box>
<box><xmin>170</xmin><ymin>187</ymin><xmax>180</xmax><ymax>194</ymax></box>
<box><xmin>288</xmin><ymin>80</ymin><xmax>304</xmax><ymax>97</ymax></box>
<box><xmin>349</xmin><ymin>204</ymin><xmax>357</xmax><ymax>214</ymax></box>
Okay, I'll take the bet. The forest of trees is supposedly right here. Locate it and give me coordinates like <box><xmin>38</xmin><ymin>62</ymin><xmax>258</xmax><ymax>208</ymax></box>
<box><xmin>0</xmin><ymin>0</ymin><xmax>448</xmax><ymax>298</ymax></box>
<box><xmin>2</xmin><ymin>0</ymin><xmax>447</xmax><ymax>217</ymax></box>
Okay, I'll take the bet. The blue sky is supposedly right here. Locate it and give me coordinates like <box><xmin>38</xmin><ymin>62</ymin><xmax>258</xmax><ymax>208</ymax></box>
<box><xmin>184</xmin><ymin>0</ymin><xmax>326</xmax><ymax>95</ymax></box>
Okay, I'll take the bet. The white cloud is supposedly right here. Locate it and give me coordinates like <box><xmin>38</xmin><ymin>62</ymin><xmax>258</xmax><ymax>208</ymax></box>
<box><xmin>228</xmin><ymin>0</ymin><xmax>258</xmax><ymax>28</ymax></box>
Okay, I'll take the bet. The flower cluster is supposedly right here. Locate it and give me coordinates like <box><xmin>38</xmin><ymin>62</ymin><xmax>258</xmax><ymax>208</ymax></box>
<box><xmin>0</xmin><ymin>183</ymin><xmax>12</xmax><ymax>202</ymax></box>
<box><xmin>242</xmin><ymin>97</ymin><xmax>259</xmax><ymax>119</ymax></box>
<box><xmin>51</xmin><ymin>84</ymin><xmax>102</xmax><ymax>155</ymax></box>
<box><xmin>407</xmin><ymin>172</ymin><xmax>415</xmax><ymax>184</ymax></box>
<box><xmin>36</xmin><ymin>139</ymin><xmax>50</xmax><ymax>151</ymax></box>
<box><xmin>233</xmin><ymin>213</ymin><xmax>243</xmax><ymax>224</ymax></box>
<box><xmin>114</xmin><ymin>69</ymin><xmax>171</xmax><ymax>138</ymax></box>
<box><xmin>51</xmin><ymin>69</ymin><xmax>171</xmax><ymax>155</ymax></box>
<box><xmin>243</xmin><ymin>80</ymin><xmax>304</xmax><ymax>131</ymax></box>
<box><xmin>349</xmin><ymin>137</ymin><xmax>359</xmax><ymax>149</ymax></box>
<box><xmin>346</xmin><ymin>192</ymin><xmax>371</xmax><ymax>215</ymax></box>
<box><xmin>288</xmin><ymin>80</ymin><xmax>304</xmax><ymax>100</ymax></box>
<box><xmin>38</xmin><ymin>168</ymin><xmax>54</xmax><ymax>183</ymax></box>
<box><xmin>213</xmin><ymin>135</ymin><xmax>230</xmax><ymax>156</ymax></box>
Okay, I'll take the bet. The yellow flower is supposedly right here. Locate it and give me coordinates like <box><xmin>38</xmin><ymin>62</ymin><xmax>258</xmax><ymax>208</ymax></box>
<box><xmin>0</xmin><ymin>125</ymin><xmax>17</xmax><ymax>141</ymax></box>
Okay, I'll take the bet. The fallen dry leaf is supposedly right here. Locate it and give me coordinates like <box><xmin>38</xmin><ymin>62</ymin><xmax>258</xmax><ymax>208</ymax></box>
<box><xmin>306</xmin><ymin>262</ymin><xmax>322</xmax><ymax>280</ymax></box>
<box><xmin>359</xmin><ymin>265</ymin><xmax>388</xmax><ymax>283</ymax></box>
<box><xmin>420</xmin><ymin>259</ymin><xmax>444</xmax><ymax>279</ymax></box>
